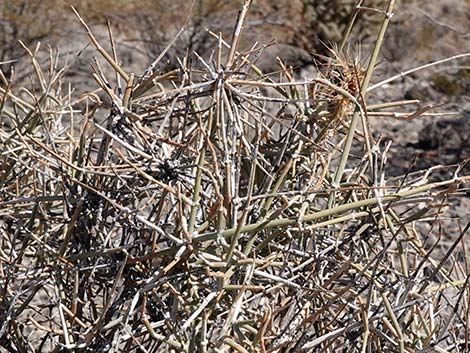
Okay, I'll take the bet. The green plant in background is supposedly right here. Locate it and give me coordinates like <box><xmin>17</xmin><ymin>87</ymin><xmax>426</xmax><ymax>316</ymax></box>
<box><xmin>431</xmin><ymin>68</ymin><xmax>470</xmax><ymax>96</ymax></box>
<box><xmin>294</xmin><ymin>0</ymin><xmax>389</xmax><ymax>56</ymax></box>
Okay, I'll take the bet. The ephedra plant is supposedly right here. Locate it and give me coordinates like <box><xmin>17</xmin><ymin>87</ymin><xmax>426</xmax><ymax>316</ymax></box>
<box><xmin>1</xmin><ymin>0</ymin><xmax>469</xmax><ymax>352</ymax></box>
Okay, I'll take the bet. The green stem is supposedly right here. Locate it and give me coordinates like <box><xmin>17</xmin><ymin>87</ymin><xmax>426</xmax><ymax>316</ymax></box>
<box><xmin>339</xmin><ymin>0</ymin><xmax>364</xmax><ymax>52</ymax></box>
<box><xmin>188</xmin><ymin>111</ymin><xmax>211</xmax><ymax>233</ymax></box>
<box><xmin>194</xmin><ymin>177</ymin><xmax>451</xmax><ymax>245</ymax></box>
<box><xmin>328</xmin><ymin>0</ymin><xmax>396</xmax><ymax>208</ymax></box>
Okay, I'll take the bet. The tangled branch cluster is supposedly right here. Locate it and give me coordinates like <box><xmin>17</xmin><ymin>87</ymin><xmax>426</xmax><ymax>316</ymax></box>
<box><xmin>1</xmin><ymin>2</ymin><xmax>469</xmax><ymax>352</ymax></box>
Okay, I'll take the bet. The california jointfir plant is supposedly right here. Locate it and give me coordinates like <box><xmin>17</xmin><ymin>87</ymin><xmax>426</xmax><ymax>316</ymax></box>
<box><xmin>1</xmin><ymin>1</ymin><xmax>469</xmax><ymax>352</ymax></box>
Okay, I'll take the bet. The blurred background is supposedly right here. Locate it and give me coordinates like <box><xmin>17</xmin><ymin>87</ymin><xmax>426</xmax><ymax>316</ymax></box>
<box><xmin>1</xmin><ymin>0</ymin><xmax>469</xmax><ymax>177</ymax></box>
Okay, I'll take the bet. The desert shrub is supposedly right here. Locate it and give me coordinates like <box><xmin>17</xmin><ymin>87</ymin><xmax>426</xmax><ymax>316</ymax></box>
<box><xmin>1</xmin><ymin>1</ymin><xmax>469</xmax><ymax>352</ymax></box>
